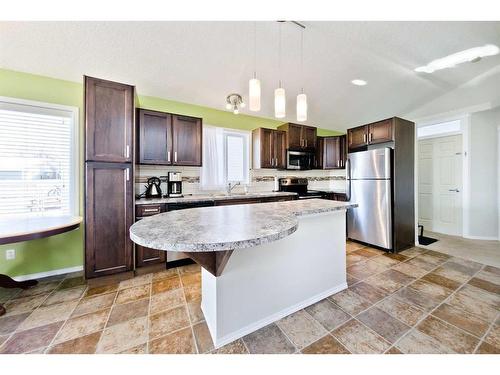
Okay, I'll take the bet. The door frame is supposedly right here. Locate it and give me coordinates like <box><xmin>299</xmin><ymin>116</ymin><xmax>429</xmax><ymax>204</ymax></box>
<box><xmin>413</xmin><ymin>114</ymin><xmax>471</xmax><ymax>243</ymax></box>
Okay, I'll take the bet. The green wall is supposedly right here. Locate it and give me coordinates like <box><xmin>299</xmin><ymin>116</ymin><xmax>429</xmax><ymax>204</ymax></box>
<box><xmin>0</xmin><ymin>68</ymin><xmax>342</xmax><ymax>277</ymax></box>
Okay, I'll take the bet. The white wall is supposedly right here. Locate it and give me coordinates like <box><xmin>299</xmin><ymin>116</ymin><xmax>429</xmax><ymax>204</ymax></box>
<box><xmin>468</xmin><ymin>107</ymin><xmax>500</xmax><ymax>239</ymax></box>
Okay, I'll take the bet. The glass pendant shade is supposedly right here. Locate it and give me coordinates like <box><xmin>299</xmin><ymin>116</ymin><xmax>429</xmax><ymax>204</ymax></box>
<box><xmin>274</xmin><ymin>87</ymin><xmax>286</xmax><ymax>118</ymax></box>
<box><xmin>296</xmin><ymin>93</ymin><xmax>307</xmax><ymax>122</ymax></box>
<box><xmin>249</xmin><ymin>78</ymin><xmax>261</xmax><ymax>112</ymax></box>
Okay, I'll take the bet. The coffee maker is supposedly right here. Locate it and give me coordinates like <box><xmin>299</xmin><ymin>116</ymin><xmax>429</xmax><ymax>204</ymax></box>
<box><xmin>167</xmin><ymin>172</ymin><xmax>183</xmax><ymax>197</ymax></box>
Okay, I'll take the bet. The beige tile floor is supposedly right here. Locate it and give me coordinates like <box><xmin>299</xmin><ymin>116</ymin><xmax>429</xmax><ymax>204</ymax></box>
<box><xmin>0</xmin><ymin>242</ymin><xmax>499</xmax><ymax>354</ymax></box>
<box><xmin>419</xmin><ymin>231</ymin><xmax>500</xmax><ymax>268</ymax></box>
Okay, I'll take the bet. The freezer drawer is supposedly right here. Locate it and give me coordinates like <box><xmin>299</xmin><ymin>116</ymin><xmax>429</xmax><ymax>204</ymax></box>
<box><xmin>347</xmin><ymin>179</ymin><xmax>392</xmax><ymax>249</ymax></box>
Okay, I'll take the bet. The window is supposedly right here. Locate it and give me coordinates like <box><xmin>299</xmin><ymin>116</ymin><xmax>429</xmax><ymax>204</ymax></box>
<box><xmin>200</xmin><ymin>125</ymin><xmax>250</xmax><ymax>190</ymax></box>
<box><xmin>0</xmin><ymin>97</ymin><xmax>78</xmax><ymax>218</ymax></box>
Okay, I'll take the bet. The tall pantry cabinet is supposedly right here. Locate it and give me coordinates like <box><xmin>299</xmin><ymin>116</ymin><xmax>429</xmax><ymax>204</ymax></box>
<box><xmin>84</xmin><ymin>76</ymin><xmax>135</xmax><ymax>279</ymax></box>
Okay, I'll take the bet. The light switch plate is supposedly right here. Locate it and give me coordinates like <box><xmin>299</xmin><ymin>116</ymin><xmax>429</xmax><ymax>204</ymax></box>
<box><xmin>5</xmin><ymin>249</ymin><xmax>15</xmax><ymax>260</ymax></box>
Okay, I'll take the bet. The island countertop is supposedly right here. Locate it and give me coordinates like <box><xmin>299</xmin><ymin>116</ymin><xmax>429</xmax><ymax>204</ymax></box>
<box><xmin>129</xmin><ymin>199</ymin><xmax>357</xmax><ymax>252</ymax></box>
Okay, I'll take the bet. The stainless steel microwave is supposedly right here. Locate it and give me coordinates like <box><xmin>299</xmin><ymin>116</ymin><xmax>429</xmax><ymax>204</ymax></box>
<box><xmin>286</xmin><ymin>150</ymin><xmax>314</xmax><ymax>170</ymax></box>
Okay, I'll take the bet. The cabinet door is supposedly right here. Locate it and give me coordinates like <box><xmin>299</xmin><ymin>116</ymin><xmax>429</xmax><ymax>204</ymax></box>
<box><xmin>323</xmin><ymin>137</ymin><xmax>339</xmax><ymax>169</ymax></box>
<box><xmin>273</xmin><ymin>130</ymin><xmax>286</xmax><ymax>169</ymax></box>
<box><xmin>287</xmin><ymin>124</ymin><xmax>304</xmax><ymax>149</ymax></box>
<box><xmin>85</xmin><ymin>162</ymin><xmax>133</xmax><ymax>278</ymax></box>
<box><xmin>138</xmin><ymin>109</ymin><xmax>172</xmax><ymax>165</ymax></box>
<box><xmin>172</xmin><ymin>115</ymin><xmax>202</xmax><ymax>166</ymax></box>
<box><xmin>348</xmin><ymin>125</ymin><xmax>368</xmax><ymax>150</ymax></box>
<box><xmin>339</xmin><ymin>135</ymin><xmax>347</xmax><ymax>168</ymax></box>
<box><xmin>136</xmin><ymin>245</ymin><xmax>166</xmax><ymax>267</ymax></box>
<box><xmin>315</xmin><ymin>137</ymin><xmax>324</xmax><ymax>169</ymax></box>
<box><xmin>369</xmin><ymin>119</ymin><xmax>393</xmax><ymax>144</ymax></box>
<box><xmin>85</xmin><ymin>77</ymin><xmax>134</xmax><ymax>163</ymax></box>
<box><xmin>259</xmin><ymin>128</ymin><xmax>274</xmax><ymax>168</ymax></box>
<box><xmin>302</xmin><ymin>126</ymin><xmax>317</xmax><ymax>149</ymax></box>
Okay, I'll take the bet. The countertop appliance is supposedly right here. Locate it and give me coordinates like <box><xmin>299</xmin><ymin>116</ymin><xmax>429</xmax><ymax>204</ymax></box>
<box><xmin>286</xmin><ymin>150</ymin><xmax>314</xmax><ymax>170</ymax></box>
<box><xmin>346</xmin><ymin>148</ymin><xmax>392</xmax><ymax>250</ymax></box>
<box><xmin>167</xmin><ymin>171</ymin><xmax>183</xmax><ymax>198</ymax></box>
<box><xmin>278</xmin><ymin>177</ymin><xmax>325</xmax><ymax>199</ymax></box>
<box><xmin>145</xmin><ymin>177</ymin><xmax>162</xmax><ymax>198</ymax></box>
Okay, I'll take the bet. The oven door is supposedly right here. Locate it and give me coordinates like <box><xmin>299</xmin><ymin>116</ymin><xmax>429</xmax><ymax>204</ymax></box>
<box><xmin>287</xmin><ymin>151</ymin><xmax>313</xmax><ymax>170</ymax></box>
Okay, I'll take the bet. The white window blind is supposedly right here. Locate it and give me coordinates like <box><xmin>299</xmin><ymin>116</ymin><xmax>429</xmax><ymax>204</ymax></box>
<box><xmin>225</xmin><ymin>133</ymin><xmax>246</xmax><ymax>182</ymax></box>
<box><xmin>0</xmin><ymin>99</ymin><xmax>77</xmax><ymax>218</ymax></box>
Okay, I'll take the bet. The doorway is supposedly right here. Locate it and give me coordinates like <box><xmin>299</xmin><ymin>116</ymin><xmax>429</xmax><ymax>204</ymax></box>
<box><xmin>418</xmin><ymin>133</ymin><xmax>463</xmax><ymax>236</ymax></box>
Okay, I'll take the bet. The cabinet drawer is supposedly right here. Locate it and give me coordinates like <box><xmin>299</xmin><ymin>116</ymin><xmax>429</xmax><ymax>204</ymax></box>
<box><xmin>136</xmin><ymin>204</ymin><xmax>165</xmax><ymax>217</ymax></box>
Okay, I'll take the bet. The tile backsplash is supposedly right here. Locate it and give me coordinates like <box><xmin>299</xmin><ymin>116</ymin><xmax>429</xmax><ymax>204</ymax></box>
<box><xmin>135</xmin><ymin>165</ymin><xmax>346</xmax><ymax>196</ymax></box>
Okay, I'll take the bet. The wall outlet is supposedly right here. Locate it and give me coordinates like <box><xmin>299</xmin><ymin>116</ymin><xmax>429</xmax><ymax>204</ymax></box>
<box><xmin>5</xmin><ymin>249</ymin><xmax>15</xmax><ymax>260</ymax></box>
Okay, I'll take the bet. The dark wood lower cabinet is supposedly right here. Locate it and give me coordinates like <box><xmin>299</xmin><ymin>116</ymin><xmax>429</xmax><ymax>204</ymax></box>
<box><xmin>85</xmin><ymin>162</ymin><xmax>133</xmax><ymax>279</ymax></box>
<box><xmin>136</xmin><ymin>244</ymin><xmax>166</xmax><ymax>267</ymax></box>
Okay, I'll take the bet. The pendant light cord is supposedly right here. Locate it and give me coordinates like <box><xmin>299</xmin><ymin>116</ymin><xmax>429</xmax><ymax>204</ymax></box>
<box><xmin>278</xmin><ymin>22</ymin><xmax>282</xmax><ymax>88</ymax></box>
<box><xmin>253</xmin><ymin>21</ymin><xmax>257</xmax><ymax>79</ymax></box>
<box><xmin>300</xmin><ymin>28</ymin><xmax>304</xmax><ymax>94</ymax></box>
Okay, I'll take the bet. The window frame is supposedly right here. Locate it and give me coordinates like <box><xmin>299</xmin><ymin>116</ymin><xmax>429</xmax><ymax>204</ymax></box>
<box><xmin>222</xmin><ymin>129</ymin><xmax>250</xmax><ymax>185</ymax></box>
<box><xmin>0</xmin><ymin>96</ymin><xmax>79</xmax><ymax>217</ymax></box>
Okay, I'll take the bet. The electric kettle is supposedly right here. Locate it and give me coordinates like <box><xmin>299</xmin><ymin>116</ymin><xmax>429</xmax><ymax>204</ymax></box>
<box><xmin>145</xmin><ymin>177</ymin><xmax>162</xmax><ymax>198</ymax></box>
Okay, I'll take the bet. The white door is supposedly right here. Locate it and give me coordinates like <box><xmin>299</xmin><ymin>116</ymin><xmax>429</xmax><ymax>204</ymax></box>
<box><xmin>434</xmin><ymin>134</ymin><xmax>462</xmax><ymax>235</ymax></box>
<box><xmin>418</xmin><ymin>134</ymin><xmax>463</xmax><ymax>236</ymax></box>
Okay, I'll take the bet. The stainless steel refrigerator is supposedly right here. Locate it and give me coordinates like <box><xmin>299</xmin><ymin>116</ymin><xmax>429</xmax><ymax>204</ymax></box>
<box><xmin>347</xmin><ymin>148</ymin><xmax>393</xmax><ymax>250</ymax></box>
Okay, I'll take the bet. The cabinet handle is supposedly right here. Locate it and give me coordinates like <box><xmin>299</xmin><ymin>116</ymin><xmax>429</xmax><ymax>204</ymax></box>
<box><xmin>174</xmin><ymin>151</ymin><xmax>177</xmax><ymax>162</ymax></box>
<box><xmin>126</xmin><ymin>145</ymin><xmax>130</xmax><ymax>158</ymax></box>
<box><xmin>143</xmin><ymin>208</ymin><xmax>160</xmax><ymax>213</ymax></box>
<box><xmin>305</xmin><ymin>139</ymin><xmax>308</xmax><ymax>147</ymax></box>
<box><xmin>369</xmin><ymin>133</ymin><xmax>373</xmax><ymax>142</ymax></box>
<box><xmin>363</xmin><ymin>134</ymin><xmax>367</xmax><ymax>143</ymax></box>
<box><xmin>126</xmin><ymin>168</ymin><xmax>130</xmax><ymax>181</ymax></box>
<box><xmin>167</xmin><ymin>151</ymin><xmax>171</xmax><ymax>162</ymax></box>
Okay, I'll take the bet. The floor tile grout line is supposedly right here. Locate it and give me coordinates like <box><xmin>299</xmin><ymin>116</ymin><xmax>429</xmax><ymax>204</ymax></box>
<box><xmin>386</xmin><ymin>263</ymin><xmax>487</xmax><ymax>354</ymax></box>
<box><xmin>95</xmin><ymin>281</ymin><xmax>121</xmax><ymax>353</ymax></box>
<box><xmin>43</xmin><ymin>277</ymin><xmax>90</xmax><ymax>353</ymax></box>
<box><xmin>472</xmin><ymin>308</ymin><xmax>500</xmax><ymax>353</ymax></box>
<box><xmin>146</xmin><ymin>273</ymin><xmax>153</xmax><ymax>354</ymax></box>
<box><xmin>178</xmin><ymin>267</ymin><xmax>200</xmax><ymax>354</ymax></box>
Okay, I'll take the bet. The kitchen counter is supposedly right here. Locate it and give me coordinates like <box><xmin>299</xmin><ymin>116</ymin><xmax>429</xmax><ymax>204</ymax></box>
<box><xmin>129</xmin><ymin>198</ymin><xmax>356</xmax><ymax>348</ymax></box>
<box><xmin>130</xmin><ymin>199</ymin><xmax>356</xmax><ymax>252</ymax></box>
<box><xmin>135</xmin><ymin>191</ymin><xmax>297</xmax><ymax>205</ymax></box>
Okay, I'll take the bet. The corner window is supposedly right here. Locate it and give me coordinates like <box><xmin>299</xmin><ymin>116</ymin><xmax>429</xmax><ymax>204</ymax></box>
<box><xmin>0</xmin><ymin>97</ymin><xmax>78</xmax><ymax>218</ymax></box>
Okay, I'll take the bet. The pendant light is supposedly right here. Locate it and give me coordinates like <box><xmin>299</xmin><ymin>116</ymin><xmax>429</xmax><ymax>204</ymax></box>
<box><xmin>249</xmin><ymin>22</ymin><xmax>261</xmax><ymax>112</ymax></box>
<box><xmin>296</xmin><ymin>26</ymin><xmax>307</xmax><ymax>122</ymax></box>
<box><xmin>274</xmin><ymin>22</ymin><xmax>286</xmax><ymax>118</ymax></box>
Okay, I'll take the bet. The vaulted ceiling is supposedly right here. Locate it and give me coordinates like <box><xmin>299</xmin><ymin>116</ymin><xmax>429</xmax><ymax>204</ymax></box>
<box><xmin>1</xmin><ymin>21</ymin><xmax>499</xmax><ymax>130</ymax></box>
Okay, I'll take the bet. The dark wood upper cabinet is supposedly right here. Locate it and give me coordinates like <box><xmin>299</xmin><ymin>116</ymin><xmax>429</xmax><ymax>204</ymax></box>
<box><xmin>172</xmin><ymin>115</ymin><xmax>202</xmax><ymax>166</ymax></box>
<box><xmin>252</xmin><ymin>128</ymin><xmax>285</xmax><ymax>169</ymax></box>
<box><xmin>273</xmin><ymin>130</ymin><xmax>286</xmax><ymax>169</ymax></box>
<box><xmin>85</xmin><ymin>162</ymin><xmax>133</xmax><ymax>278</ymax></box>
<box><xmin>369</xmin><ymin>119</ymin><xmax>393</xmax><ymax>144</ymax></box>
<box><xmin>137</xmin><ymin>109</ymin><xmax>172</xmax><ymax>165</ymax></box>
<box><xmin>347</xmin><ymin>125</ymin><xmax>369</xmax><ymax>150</ymax></box>
<box><xmin>277</xmin><ymin>123</ymin><xmax>317</xmax><ymax>150</ymax></box>
<box><xmin>85</xmin><ymin>76</ymin><xmax>134</xmax><ymax>163</ymax></box>
<box><xmin>316</xmin><ymin>135</ymin><xmax>346</xmax><ymax>169</ymax></box>
<box><xmin>347</xmin><ymin>119</ymin><xmax>395</xmax><ymax>151</ymax></box>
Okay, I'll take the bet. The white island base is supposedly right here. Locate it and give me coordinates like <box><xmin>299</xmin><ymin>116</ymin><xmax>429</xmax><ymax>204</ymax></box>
<box><xmin>200</xmin><ymin>209</ymin><xmax>347</xmax><ymax>348</ymax></box>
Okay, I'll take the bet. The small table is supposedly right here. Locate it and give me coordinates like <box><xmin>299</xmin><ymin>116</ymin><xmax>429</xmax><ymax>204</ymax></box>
<box><xmin>0</xmin><ymin>215</ymin><xmax>82</xmax><ymax>316</ymax></box>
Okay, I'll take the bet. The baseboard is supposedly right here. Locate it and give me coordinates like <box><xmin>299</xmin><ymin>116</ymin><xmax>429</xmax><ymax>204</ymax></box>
<box><xmin>462</xmin><ymin>235</ymin><xmax>499</xmax><ymax>241</ymax></box>
<box><xmin>204</xmin><ymin>282</ymin><xmax>348</xmax><ymax>348</ymax></box>
<box><xmin>12</xmin><ymin>266</ymin><xmax>84</xmax><ymax>282</ymax></box>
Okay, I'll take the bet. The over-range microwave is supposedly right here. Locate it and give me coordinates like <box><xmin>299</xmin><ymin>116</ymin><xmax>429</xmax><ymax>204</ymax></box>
<box><xmin>286</xmin><ymin>150</ymin><xmax>314</xmax><ymax>170</ymax></box>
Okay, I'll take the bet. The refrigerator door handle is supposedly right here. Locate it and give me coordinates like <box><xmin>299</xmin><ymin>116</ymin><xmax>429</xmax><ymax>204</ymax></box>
<box><xmin>345</xmin><ymin>158</ymin><xmax>351</xmax><ymax>201</ymax></box>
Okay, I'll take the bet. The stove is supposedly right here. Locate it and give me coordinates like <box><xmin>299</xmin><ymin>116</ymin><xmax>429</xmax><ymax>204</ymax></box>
<box><xmin>278</xmin><ymin>178</ymin><xmax>326</xmax><ymax>200</ymax></box>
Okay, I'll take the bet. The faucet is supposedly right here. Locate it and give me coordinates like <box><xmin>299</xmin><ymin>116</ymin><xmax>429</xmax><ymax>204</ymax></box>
<box><xmin>226</xmin><ymin>182</ymin><xmax>241</xmax><ymax>195</ymax></box>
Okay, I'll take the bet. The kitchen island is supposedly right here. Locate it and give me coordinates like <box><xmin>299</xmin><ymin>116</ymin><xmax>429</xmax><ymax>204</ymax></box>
<box><xmin>130</xmin><ymin>199</ymin><xmax>357</xmax><ymax>348</ymax></box>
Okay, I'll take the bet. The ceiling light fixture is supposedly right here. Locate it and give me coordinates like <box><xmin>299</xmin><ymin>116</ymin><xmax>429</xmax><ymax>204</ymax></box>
<box><xmin>351</xmin><ymin>79</ymin><xmax>367</xmax><ymax>86</ymax></box>
<box><xmin>226</xmin><ymin>93</ymin><xmax>245</xmax><ymax>115</ymax></box>
<box><xmin>415</xmin><ymin>44</ymin><xmax>500</xmax><ymax>73</ymax></box>
<box><xmin>249</xmin><ymin>22</ymin><xmax>261</xmax><ymax>112</ymax></box>
<box><xmin>296</xmin><ymin>24</ymin><xmax>307</xmax><ymax>122</ymax></box>
<box><xmin>274</xmin><ymin>22</ymin><xmax>286</xmax><ymax>118</ymax></box>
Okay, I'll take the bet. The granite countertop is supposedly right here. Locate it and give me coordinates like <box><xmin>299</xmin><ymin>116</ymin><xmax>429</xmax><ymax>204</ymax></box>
<box><xmin>135</xmin><ymin>191</ymin><xmax>298</xmax><ymax>205</ymax></box>
<box><xmin>129</xmin><ymin>199</ymin><xmax>357</xmax><ymax>252</ymax></box>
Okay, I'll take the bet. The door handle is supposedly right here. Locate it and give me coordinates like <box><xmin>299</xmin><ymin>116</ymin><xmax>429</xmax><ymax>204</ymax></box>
<box><xmin>448</xmin><ymin>189</ymin><xmax>460</xmax><ymax>192</ymax></box>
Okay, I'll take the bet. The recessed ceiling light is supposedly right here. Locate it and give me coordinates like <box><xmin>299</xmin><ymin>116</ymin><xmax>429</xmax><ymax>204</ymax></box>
<box><xmin>415</xmin><ymin>44</ymin><xmax>500</xmax><ymax>74</ymax></box>
<box><xmin>351</xmin><ymin>79</ymin><xmax>367</xmax><ymax>86</ymax></box>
